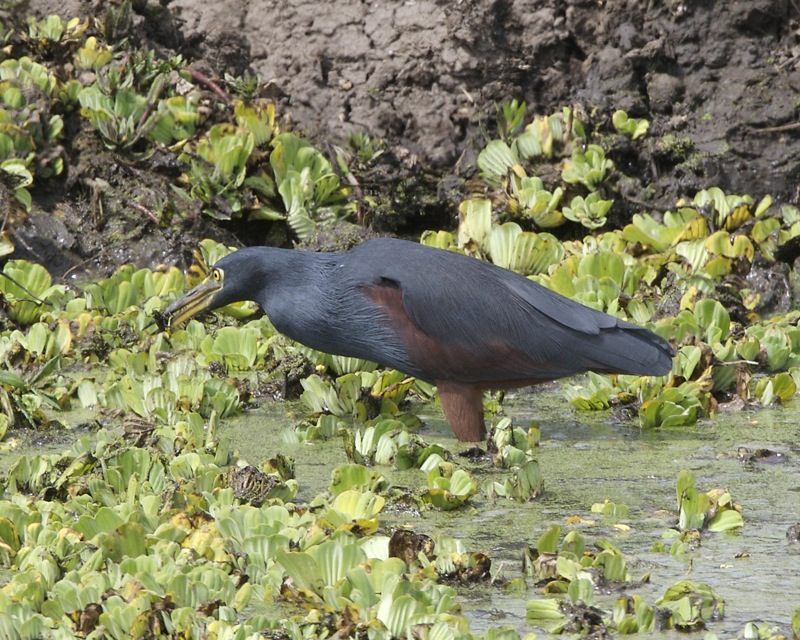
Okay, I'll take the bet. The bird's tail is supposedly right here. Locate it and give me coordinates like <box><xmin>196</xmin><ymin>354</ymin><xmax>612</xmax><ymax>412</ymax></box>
<box><xmin>578</xmin><ymin>324</ymin><xmax>675</xmax><ymax>377</ymax></box>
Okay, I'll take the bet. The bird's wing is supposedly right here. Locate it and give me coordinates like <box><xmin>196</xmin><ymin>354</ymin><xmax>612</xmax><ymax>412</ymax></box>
<box><xmin>382</xmin><ymin>255</ymin><xmax>670</xmax><ymax>383</ymax></box>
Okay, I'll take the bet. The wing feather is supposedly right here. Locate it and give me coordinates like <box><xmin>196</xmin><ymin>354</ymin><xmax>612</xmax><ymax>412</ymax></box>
<box><xmin>371</xmin><ymin>243</ymin><xmax>672</xmax><ymax>380</ymax></box>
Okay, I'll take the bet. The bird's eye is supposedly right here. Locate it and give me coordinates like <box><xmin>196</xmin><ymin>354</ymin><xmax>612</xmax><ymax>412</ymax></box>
<box><xmin>212</xmin><ymin>269</ymin><xmax>222</xmax><ymax>282</ymax></box>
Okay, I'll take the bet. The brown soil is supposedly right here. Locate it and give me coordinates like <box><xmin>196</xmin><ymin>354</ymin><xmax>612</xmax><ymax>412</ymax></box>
<box><xmin>14</xmin><ymin>0</ymin><xmax>800</xmax><ymax>278</ymax></box>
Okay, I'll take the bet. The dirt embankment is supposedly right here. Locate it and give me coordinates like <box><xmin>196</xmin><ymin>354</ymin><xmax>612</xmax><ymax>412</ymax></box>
<box><xmin>18</xmin><ymin>0</ymin><xmax>800</xmax><ymax>276</ymax></box>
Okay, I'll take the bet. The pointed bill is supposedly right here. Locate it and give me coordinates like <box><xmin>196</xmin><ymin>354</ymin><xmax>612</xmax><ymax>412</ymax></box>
<box><xmin>161</xmin><ymin>277</ymin><xmax>221</xmax><ymax>328</ymax></box>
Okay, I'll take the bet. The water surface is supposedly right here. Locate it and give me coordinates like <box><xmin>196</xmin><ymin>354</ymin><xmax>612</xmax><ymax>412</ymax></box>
<box><xmin>231</xmin><ymin>386</ymin><xmax>800</xmax><ymax>636</ymax></box>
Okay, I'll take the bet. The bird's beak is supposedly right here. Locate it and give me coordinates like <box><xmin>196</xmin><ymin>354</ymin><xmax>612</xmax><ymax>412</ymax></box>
<box><xmin>161</xmin><ymin>277</ymin><xmax>221</xmax><ymax>328</ymax></box>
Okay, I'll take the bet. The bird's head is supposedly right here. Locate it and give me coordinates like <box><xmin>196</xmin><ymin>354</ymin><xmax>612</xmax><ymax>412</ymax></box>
<box><xmin>161</xmin><ymin>249</ymin><xmax>268</xmax><ymax>328</ymax></box>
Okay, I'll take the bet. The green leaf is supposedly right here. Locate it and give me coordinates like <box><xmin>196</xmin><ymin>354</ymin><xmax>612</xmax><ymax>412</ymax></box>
<box><xmin>707</xmin><ymin>509</ymin><xmax>744</xmax><ymax>532</ymax></box>
<box><xmin>0</xmin><ymin>370</ymin><xmax>26</xmax><ymax>389</ymax></box>
<box><xmin>276</xmin><ymin>550</ymin><xmax>321</xmax><ymax>593</ymax></box>
<box><xmin>612</xmin><ymin>110</ymin><xmax>650</xmax><ymax>139</ymax></box>
<box><xmin>477</xmin><ymin>139</ymin><xmax>519</xmax><ymax>181</ymax></box>
<box><xmin>526</xmin><ymin>598</ymin><xmax>567</xmax><ymax>632</ymax></box>
<box><xmin>378</xmin><ymin>593</ymin><xmax>422</xmax><ymax>637</ymax></box>
<box><xmin>676</xmin><ymin>468</ymin><xmax>696</xmax><ymax>505</ymax></box>
<box><xmin>309</xmin><ymin>539</ymin><xmax>366</xmax><ymax>587</ymax></box>
<box><xmin>458</xmin><ymin>199</ymin><xmax>492</xmax><ymax>250</ymax></box>
<box><xmin>693</xmin><ymin>298</ymin><xmax>730</xmax><ymax>345</ymax></box>
<box><xmin>488</xmin><ymin>222</ymin><xmax>523</xmax><ymax>270</ymax></box>
<box><xmin>537</xmin><ymin>525</ymin><xmax>560</xmax><ymax>554</ymax></box>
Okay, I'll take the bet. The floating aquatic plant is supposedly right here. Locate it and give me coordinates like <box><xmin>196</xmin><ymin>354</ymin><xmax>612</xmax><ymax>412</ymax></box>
<box><xmin>523</xmin><ymin>525</ymin><xmax>630</xmax><ymax>590</ymax></box>
<box><xmin>83</xmin><ymin>264</ymin><xmax>185</xmax><ymax>316</ymax></box>
<box><xmin>346</xmin><ymin>419</ymin><xmax>438</xmax><ymax>468</ymax></box>
<box><xmin>197</xmin><ymin>325</ymin><xmax>261</xmax><ymax>372</ymax></box>
<box><xmin>509</xmin><ymin>174</ymin><xmax>565</xmax><ymax>228</ymax></box>
<box><xmin>420</xmin><ymin>465</ymin><xmax>476</xmax><ymax>510</ymax></box>
<box><xmin>299</xmin><ymin>368</ymin><xmax>418</xmax><ymax>425</ymax></box>
<box><xmin>267</xmin><ymin>132</ymin><xmax>350</xmax><ymax>239</ymax></box>
<box><xmin>561</xmin><ymin>144</ymin><xmax>614</xmax><ymax>192</ymax></box>
<box><xmin>656</xmin><ymin>581</ymin><xmax>724</xmax><ymax>631</ymax></box>
<box><xmin>562</xmin><ymin>192</ymin><xmax>613</xmax><ymax>229</ymax></box>
<box><xmin>0</xmin><ymin>260</ymin><xmax>65</xmax><ymax>325</ymax></box>
<box><xmin>329</xmin><ymin>463</ymin><xmax>389</xmax><ymax>496</ymax></box>
<box><xmin>612</xmin><ymin>110</ymin><xmax>649</xmax><ymax>140</ymax></box>
<box><xmin>674</xmin><ymin>469</ymin><xmax>743</xmax><ymax>534</ymax></box>
<box><xmin>0</xmin><ymin>55</ymin><xmax>67</xmax><ymax>201</ymax></box>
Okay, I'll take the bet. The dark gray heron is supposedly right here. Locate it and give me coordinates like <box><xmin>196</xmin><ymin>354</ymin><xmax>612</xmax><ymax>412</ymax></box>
<box><xmin>162</xmin><ymin>238</ymin><xmax>674</xmax><ymax>441</ymax></box>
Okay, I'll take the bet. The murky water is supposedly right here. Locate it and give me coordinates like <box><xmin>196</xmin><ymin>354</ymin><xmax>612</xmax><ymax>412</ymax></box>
<box><xmin>230</xmin><ymin>385</ymin><xmax>800</xmax><ymax>636</ymax></box>
<box><xmin>3</xmin><ymin>386</ymin><xmax>796</xmax><ymax>636</ymax></box>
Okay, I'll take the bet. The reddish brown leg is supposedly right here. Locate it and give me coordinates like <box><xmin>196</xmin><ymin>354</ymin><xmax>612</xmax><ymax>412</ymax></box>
<box><xmin>436</xmin><ymin>380</ymin><xmax>486</xmax><ymax>441</ymax></box>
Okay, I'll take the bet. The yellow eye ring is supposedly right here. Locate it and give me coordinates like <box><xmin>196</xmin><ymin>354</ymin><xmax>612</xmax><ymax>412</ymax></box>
<box><xmin>211</xmin><ymin>269</ymin><xmax>222</xmax><ymax>282</ymax></box>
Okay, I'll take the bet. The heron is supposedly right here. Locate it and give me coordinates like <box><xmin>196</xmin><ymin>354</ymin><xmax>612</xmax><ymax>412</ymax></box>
<box><xmin>162</xmin><ymin>238</ymin><xmax>674</xmax><ymax>440</ymax></box>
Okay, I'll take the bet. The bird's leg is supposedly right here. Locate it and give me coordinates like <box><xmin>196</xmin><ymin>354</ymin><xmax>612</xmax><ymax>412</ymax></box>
<box><xmin>436</xmin><ymin>380</ymin><xmax>486</xmax><ymax>441</ymax></box>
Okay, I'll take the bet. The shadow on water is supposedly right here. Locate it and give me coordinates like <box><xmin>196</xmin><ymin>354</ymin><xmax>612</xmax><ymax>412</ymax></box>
<box><xmin>229</xmin><ymin>385</ymin><xmax>800</xmax><ymax>636</ymax></box>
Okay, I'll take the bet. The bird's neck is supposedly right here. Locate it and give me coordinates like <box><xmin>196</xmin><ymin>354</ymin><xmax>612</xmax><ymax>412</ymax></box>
<box><xmin>258</xmin><ymin>251</ymin><xmax>337</xmax><ymax>335</ymax></box>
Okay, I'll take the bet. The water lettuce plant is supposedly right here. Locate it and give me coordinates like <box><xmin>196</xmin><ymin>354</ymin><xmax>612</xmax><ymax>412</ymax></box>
<box><xmin>561</xmin><ymin>192</ymin><xmax>613</xmax><ymax>229</ymax></box>
<box><xmin>675</xmin><ymin>469</ymin><xmax>743</xmax><ymax>533</ymax></box>
<box><xmin>657</xmin><ymin>581</ymin><xmax>724</xmax><ymax>631</ymax></box>
<box><xmin>561</xmin><ymin>144</ymin><xmax>614</xmax><ymax>192</ymax></box>
<box><xmin>180</xmin><ymin>122</ymin><xmax>349</xmax><ymax>234</ymax></box>
<box><xmin>474</xmin><ymin>108</ymin><xmax>616</xmax><ymax>230</ymax></box>
<box><xmin>420</xmin><ymin>465</ymin><xmax>477</xmax><ymax>510</ymax></box>
<box><xmin>525</xmin><ymin>547</ymin><xmax>725</xmax><ymax>635</ymax></box>
<box><xmin>0</xmin><ymin>260</ymin><xmax>66</xmax><ymax>325</ymax></box>
<box><xmin>612</xmin><ymin>110</ymin><xmax>649</xmax><ymax>140</ymax></box>
<box><xmin>0</xmin><ymin>55</ymin><xmax>66</xmax><ymax>209</ymax></box>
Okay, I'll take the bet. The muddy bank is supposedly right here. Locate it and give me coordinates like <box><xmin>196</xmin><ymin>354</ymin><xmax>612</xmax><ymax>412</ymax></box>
<box><xmin>15</xmin><ymin>0</ymin><xmax>800</xmax><ymax>276</ymax></box>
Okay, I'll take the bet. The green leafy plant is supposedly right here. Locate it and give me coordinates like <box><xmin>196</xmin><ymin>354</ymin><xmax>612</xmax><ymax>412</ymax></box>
<box><xmin>420</xmin><ymin>465</ymin><xmax>476</xmax><ymax>510</ymax></box>
<box><xmin>523</xmin><ymin>525</ymin><xmax>630</xmax><ymax>587</ymax></box>
<box><xmin>509</xmin><ymin>175</ymin><xmax>564</xmax><ymax>228</ymax></box>
<box><xmin>496</xmin><ymin>99</ymin><xmax>527</xmax><ymax>140</ymax></box>
<box><xmin>477</xmin><ymin>107</ymin><xmax>585</xmax><ymax>185</ymax></box>
<box><xmin>477</xmin><ymin>138</ymin><xmax>518</xmax><ymax>184</ymax></box>
<box><xmin>84</xmin><ymin>265</ymin><xmax>185</xmax><ymax>315</ymax></box>
<box><xmin>197</xmin><ymin>326</ymin><xmax>260</xmax><ymax>372</ymax></box>
<box><xmin>611</xmin><ymin>595</ymin><xmax>656</xmax><ymax>633</ymax></box>
<box><xmin>525</xmin><ymin>597</ymin><xmax>569</xmax><ymax>633</ymax></box>
<box><xmin>693</xmin><ymin>187</ymin><xmax>772</xmax><ymax>231</ymax></box>
<box><xmin>0</xmin><ymin>352</ymin><xmax>64</xmax><ymax>434</ymax></box>
<box><xmin>675</xmin><ymin>469</ymin><xmax>744</xmax><ymax>533</ymax></box>
<box><xmin>78</xmin><ymin>75</ymin><xmax>166</xmax><ymax>149</ymax></box>
<box><xmin>561</xmin><ymin>144</ymin><xmax>614</xmax><ymax>191</ymax></box>
<box><xmin>347</xmin><ymin>419</ymin><xmax>427</xmax><ymax>467</ymax></box>
<box><xmin>317</xmin><ymin>489</ymin><xmax>386</xmax><ymax>534</ymax></box>
<box><xmin>612</xmin><ymin>110</ymin><xmax>649</xmax><ymax>140</ymax></box>
<box><xmin>0</xmin><ymin>161</ymin><xmax>33</xmax><ymax>209</ymax></box>
<box><xmin>181</xmin><ymin>122</ymin><xmax>348</xmax><ymax>234</ymax></box>
<box><xmin>299</xmin><ymin>368</ymin><xmax>416</xmax><ymax>426</ymax></box>
<box><xmin>26</xmin><ymin>15</ymin><xmax>88</xmax><ymax>43</ymax></box>
<box><xmin>266</xmin><ymin>132</ymin><xmax>350</xmax><ymax>239</ymax></box>
<box><xmin>656</xmin><ymin>581</ymin><xmax>724</xmax><ymax>631</ymax></box>
<box><xmin>514</xmin><ymin>107</ymin><xmax>585</xmax><ymax>160</ymax></box>
<box><xmin>562</xmin><ymin>192</ymin><xmax>613</xmax><ymax>229</ymax></box>
<box><xmin>639</xmin><ymin>384</ymin><xmax>704</xmax><ymax>428</ymax></box>
<box><xmin>488</xmin><ymin>223</ymin><xmax>564</xmax><ymax>274</ymax></box>
<box><xmin>0</xmin><ymin>260</ymin><xmax>65</xmax><ymax>325</ymax></box>
<box><xmin>181</xmin><ymin>123</ymin><xmax>259</xmax><ymax>217</ymax></box>
<box><xmin>329</xmin><ymin>463</ymin><xmax>389</xmax><ymax>496</ymax></box>
<box><xmin>74</xmin><ymin>36</ymin><xmax>114</xmax><ymax>70</ymax></box>
<box><xmin>0</xmin><ymin>56</ymin><xmax>66</xmax><ymax>201</ymax></box>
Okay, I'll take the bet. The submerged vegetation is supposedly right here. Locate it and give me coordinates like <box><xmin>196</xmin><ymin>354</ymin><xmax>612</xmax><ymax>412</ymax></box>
<box><xmin>0</xmin><ymin>4</ymin><xmax>798</xmax><ymax>639</ymax></box>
